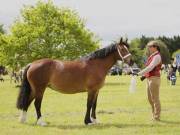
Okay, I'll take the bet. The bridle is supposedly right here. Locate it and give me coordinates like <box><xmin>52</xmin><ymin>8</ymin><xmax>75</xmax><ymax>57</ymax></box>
<box><xmin>116</xmin><ymin>45</ymin><xmax>131</xmax><ymax>62</ymax></box>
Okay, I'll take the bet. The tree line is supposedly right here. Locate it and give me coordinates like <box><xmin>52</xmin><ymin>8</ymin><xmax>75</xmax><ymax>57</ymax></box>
<box><xmin>0</xmin><ymin>1</ymin><xmax>180</xmax><ymax>70</ymax></box>
<box><xmin>130</xmin><ymin>36</ymin><xmax>180</xmax><ymax>67</ymax></box>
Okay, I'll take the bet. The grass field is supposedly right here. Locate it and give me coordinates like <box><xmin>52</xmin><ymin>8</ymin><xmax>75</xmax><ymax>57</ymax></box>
<box><xmin>0</xmin><ymin>74</ymin><xmax>180</xmax><ymax>135</ymax></box>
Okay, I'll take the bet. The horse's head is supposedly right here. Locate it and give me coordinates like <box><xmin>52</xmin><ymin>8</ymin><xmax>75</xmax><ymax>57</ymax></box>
<box><xmin>116</xmin><ymin>38</ymin><xmax>133</xmax><ymax>66</ymax></box>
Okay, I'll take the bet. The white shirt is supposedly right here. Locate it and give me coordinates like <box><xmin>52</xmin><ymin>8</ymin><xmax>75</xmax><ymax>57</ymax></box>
<box><xmin>138</xmin><ymin>51</ymin><xmax>162</xmax><ymax>76</ymax></box>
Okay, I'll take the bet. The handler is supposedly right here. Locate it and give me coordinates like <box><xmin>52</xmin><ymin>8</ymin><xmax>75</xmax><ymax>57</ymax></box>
<box><xmin>138</xmin><ymin>40</ymin><xmax>162</xmax><ymax>121</ymax></box>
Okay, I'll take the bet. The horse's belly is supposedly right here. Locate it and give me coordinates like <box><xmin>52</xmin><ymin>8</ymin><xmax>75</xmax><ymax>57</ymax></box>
<box><xmin>49</xmin><ymin>65</ymin><xmax>87</xmax><ymax>93</ymax></box>
<box><xmin>48</xmin><ymin>82</ymin><xmax>86</xmax><ymax>94</ymax></box>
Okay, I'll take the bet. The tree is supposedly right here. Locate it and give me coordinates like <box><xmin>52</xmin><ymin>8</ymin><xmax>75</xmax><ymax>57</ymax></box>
<box><xmin>130</xmin><ymin>38</ymin><xmax>144</xmax><ymax>67</ymax></box>
<box><xmin>158</xmin><ymin>36</ymin><xmax>180</xmax><ymax>56</ymax></box>
<box><xmin>172</xmin><ymin>49</ymin><xmax>180</xmax><ymax>58</ymax></box>
<box><xmin>1</xmin><ymin>1</ymin><xmax>99</xmax><ymax>68</ymax></box>
<box><xmin>0</xmin><ymin>35</ymin><xmax>21</xmax><ymax>69</ymax></box>
<box><xmin>139</xmin><ymin>35</ymin><xmax>154</xmax><ymax>50</ymax></box>
<box><xmin>0</xmin><ymin>24</ymin><xmax>7</xmax><ymax>65</ymax></box>
<box><xmin>0</xmin><ymin>24</ymin><xmax>5</xmax><ymax>34</ymax></box>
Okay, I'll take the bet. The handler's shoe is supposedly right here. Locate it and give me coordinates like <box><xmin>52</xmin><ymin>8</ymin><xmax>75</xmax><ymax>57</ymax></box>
<box><xmin>152</xmin><ymin>117</ymin><xmax>160</xmax><ymax>121</ymax></box>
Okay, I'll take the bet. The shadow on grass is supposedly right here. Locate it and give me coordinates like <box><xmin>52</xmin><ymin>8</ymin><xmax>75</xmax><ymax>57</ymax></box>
<box><xmin>43</xmin><ymin>123</ymin><xmax>151</xmax><ymax>129</ymax></box>
<box><xmin>160</xmin><ymin>120</ymin><xmax>180</xmax><ymax>124</ymax></box>
<box><xmin>33</xmin><ymin>120</ymin><xmax>180</xmax><ymax>129</ymax></box>
<box><xmin>105</xmin><ymin>82</ymin><xmax>127</xmax><ymax>86</ymax></box>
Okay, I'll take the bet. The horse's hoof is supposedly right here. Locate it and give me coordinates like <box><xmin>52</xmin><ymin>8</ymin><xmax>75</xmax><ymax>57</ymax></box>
<box><xmin>91</xmin><ymin>118</ymin><xmax>100</xmax><ymax>124</ymax></box>
<box><xmin>85</xmin><ymin>119</ymin><xmax>100</xmax><ymax>125</ymax></box>
<box><xmin>37</xmin><ymin>117</ymin><xmax>47</xmax><ymax>126</ymax></box>
<box><xmin>84</xmin><ymin>119</ymin><xmax>92</xmax><ymax>125</ymax></box>
<box><xmin>87</xmin><ymin>122</ymin><xmax>96</xmax><ymax>126</ymax></box>
<box><xmin>19</xmin><ymin>111</ymin><xmax>27</xmax><ymax>123</ymax></box>
<box><xmin>37</xmin><ymin>121</ymin><xmax>47</xmax><ymax>126</ymax></box>
<box><xmin>19</xmin><ymin>117</ymin><xmax>26</xmax><ymax>123</ymax></box>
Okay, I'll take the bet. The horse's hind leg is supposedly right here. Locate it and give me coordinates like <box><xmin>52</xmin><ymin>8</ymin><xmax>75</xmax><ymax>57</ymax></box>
<box><xmin>19</xmin><ymin>93</ymin><xmax>35</xmax><ymax>123</ymax></box>
<box><xmin>34</xmin><ymin>89</ymin><xmax>46</xmax><ymax>126</ymax></box>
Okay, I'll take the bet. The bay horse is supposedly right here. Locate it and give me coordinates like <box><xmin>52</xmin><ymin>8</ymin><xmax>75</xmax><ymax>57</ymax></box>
<box><xmin>16</xmin><ymin>38</ymin><xmax>132</xmax><ymax>126</ymax></box>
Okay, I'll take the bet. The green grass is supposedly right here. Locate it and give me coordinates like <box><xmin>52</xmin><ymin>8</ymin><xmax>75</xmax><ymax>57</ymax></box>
<box><xmin>0</xmin><ymin>74</ymin><xmax>180</xmax><ymax>135</ymax></box>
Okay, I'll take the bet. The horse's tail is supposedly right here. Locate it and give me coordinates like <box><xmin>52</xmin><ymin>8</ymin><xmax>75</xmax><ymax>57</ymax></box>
<box><xmin>16</xmin><ymin>64</ymin><xmax>31</xmax><ymax>110</ymax></box>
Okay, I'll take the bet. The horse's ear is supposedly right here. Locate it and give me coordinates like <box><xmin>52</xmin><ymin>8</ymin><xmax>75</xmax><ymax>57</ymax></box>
<box><xmin>119</xmin><ymin>37</ymin><xmax>123</xmax><ymax>44</ymax></box>
<box><xmin>125</xmin><ymin>38</ymin><xmax>128</xmax><ymax>43</ymax></box>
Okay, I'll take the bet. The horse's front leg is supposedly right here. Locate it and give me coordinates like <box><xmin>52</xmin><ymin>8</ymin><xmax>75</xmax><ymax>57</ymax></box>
<box><xmin>91</xmin><ymin>92</ymin><xmax>99</xmax><ymax>124</ymax></box>
<box><xmin>84</xmin><ymin>90</ymin><xmax>97</xmax><ymax>125</ymax></box>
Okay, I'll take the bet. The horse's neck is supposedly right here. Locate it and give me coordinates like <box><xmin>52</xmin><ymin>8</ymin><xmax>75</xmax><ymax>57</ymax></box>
<box><xmin>91</xmin><ymin>53</ymin><xmax>117</xmax><ymax>74</ymax></box>
<box><xmin>104</xmin><ymin>53</ymin><xmax>117</xmax><ymax>71</ymax></box>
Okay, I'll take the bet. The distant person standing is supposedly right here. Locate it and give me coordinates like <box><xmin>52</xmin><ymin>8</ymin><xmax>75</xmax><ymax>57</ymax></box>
<box><xmin>175</xmin><ymin>54</ymin><xmax>180</xmax><ymax>76</ymax></box>
<box><xmin>170</xmin><ymin>58</ymin><xmax>177</xmax><ymax>76</ymax></box>
<box><xmin>137</xmin><ymin>40</ymin><xmax>162</xmax><ymax>121</ymax></box>
<box><xmin>167</xmin><ymin>58</ymin><xmax>177</xmax><ymax>85</ymax></box>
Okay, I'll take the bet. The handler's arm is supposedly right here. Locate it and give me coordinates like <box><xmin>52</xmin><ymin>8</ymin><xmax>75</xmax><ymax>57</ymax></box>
<box><xmin>138</xmin><ymin>55</ymin><xmax>161</xmax><ymax>76</ymax></box>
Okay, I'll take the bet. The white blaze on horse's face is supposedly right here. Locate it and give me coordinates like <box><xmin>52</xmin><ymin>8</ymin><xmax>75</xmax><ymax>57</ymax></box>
<box><xmin>117</xmin><ymin>44</ymin><xmax>131</xmax><ymax>64</ymax></box>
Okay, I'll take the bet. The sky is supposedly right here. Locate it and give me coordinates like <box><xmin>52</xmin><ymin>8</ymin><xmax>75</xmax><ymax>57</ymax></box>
<box><xmin>0</xmin><ymin>0</ymin><xmax>180</xmax><ymax>46</ymax></box>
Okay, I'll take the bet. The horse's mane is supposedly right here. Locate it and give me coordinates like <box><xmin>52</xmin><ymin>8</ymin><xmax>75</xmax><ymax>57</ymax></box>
<box><xmin>81</xmin><ymin>44</ymin><xmax>117</xmax><ymax>60</ymax></box>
